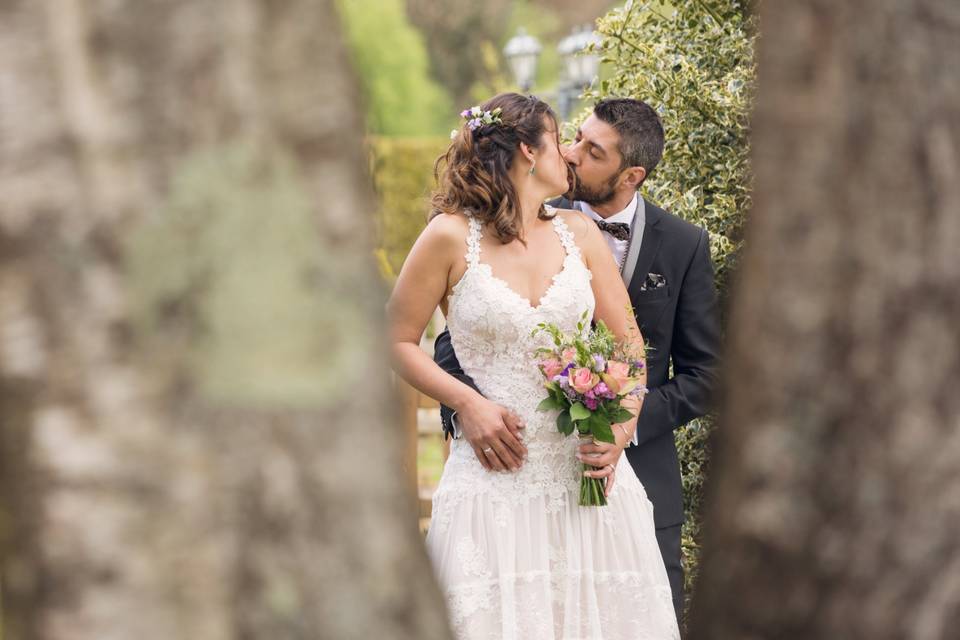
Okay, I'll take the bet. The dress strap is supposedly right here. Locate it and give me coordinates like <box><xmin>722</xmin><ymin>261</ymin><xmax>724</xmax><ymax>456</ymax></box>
<box><xmin>465</xmin><ymin>213</ymin><xmax>482</xmax><ymax>267</ymax></box>
<box><xmin>550</xmin><ymin>209</ymin><xmax>581</xmax><ymax>259</ymax></box>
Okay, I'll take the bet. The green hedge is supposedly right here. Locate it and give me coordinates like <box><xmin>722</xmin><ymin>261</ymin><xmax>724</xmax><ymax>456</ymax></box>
<box><xmin>582</xmin><ymin>0</ymin><xmax>757</xmax><ymax>610</ymax></box>
<box><xmin>369</xmin><ymin>136</ymin><xmax>449</xmax><ymax>279</ymax></box>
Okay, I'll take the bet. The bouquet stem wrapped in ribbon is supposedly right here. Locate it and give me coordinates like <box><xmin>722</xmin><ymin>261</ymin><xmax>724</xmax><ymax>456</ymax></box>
<box><xmin>533</xmin><ymin>312</ymin><xmax>648</xmax><ymax>506</ymax></box>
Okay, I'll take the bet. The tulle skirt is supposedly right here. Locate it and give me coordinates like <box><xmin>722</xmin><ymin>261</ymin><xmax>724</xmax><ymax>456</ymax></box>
<box><xmin>425</xmin><ymin>445</ymin><xmax>680</xmax><ymax>640</ymax></box>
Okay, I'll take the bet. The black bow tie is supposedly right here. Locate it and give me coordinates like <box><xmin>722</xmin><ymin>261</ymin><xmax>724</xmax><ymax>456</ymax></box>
<box><xmin>594</xmin><ymin>219</ymin><xmax>631</xmax><ymax>241</ymax></box>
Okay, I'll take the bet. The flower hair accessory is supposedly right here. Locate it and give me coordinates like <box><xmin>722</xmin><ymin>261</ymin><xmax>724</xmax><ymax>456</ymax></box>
<box><xmin>460</xmin><ymin>105</ymin><xmax>503</xmax><ymax>131</ymax></box>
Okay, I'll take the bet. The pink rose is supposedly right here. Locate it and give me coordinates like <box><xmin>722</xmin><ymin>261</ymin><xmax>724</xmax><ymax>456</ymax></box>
<box><xmin>570</xmin><ymin>367</ymin><xmax>600</xmax><ymax>394</ymax></box>
<box><xmin>561</xmin><ymin>348</ymin><xmax>578</xmax><ymax>365</ymax></box>
<box><xmin>540</xmin><ymin>358</ymin><xmax>564</xmax><ymax>379</ymax></box>
<box><xmin>603</xmin><ymin>360</ymin><xmax>632</xmax><ymax>394</ymax></box>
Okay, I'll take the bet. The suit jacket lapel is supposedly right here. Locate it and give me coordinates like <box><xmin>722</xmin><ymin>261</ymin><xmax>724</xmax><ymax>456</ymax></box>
<box><xmin>627</xmin><ymin>200</ymin><xmax>664</xmax><ymax>302</ymax></box>
<box><xmin>621</xmin><ymin>196</ymin><xmax>646</xmax><ymax>288</ymax></box>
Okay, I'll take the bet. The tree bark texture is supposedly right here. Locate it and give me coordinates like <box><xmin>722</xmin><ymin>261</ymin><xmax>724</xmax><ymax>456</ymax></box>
<box><xmin>0</xmin><ymin>1</ymin><xmax>451</xmax><ymax>639</ymax></box>
<box><xmin>689</xmin><ymin>1</ymin><xmax>960</xmax><ymax>638</ymax></box>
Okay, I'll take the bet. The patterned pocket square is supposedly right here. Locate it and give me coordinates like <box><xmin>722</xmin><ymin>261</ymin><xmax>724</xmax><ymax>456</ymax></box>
<box><xmin>639</xmin><ymin>273</ymin><xmax>667</xmax><ymax>291</ymax></box>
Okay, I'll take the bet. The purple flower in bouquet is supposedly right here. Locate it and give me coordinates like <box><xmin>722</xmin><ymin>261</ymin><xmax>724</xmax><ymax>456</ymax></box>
<box><xmin>629</xmin><ymin>384</ymin><xmax>649</xmax><ymax>397</ymax></box>
<box><xmin>592</xmin><ymin>353</ymin><xmax>606</xmax><ymax>373</ymax></box>
<box><xmin>557</xmin><ymin>376</ymin><xmax>577</xmax><ymax>400</ymax></box>
<box><xmin>583</xmin><ymin>389</ymin><xmax>598</xmax><ymax>411</ymax></box>
<box><xmin>594</xmin><ymin>381</ymin><xmax>615</xmax><ymax>400</ymax></box>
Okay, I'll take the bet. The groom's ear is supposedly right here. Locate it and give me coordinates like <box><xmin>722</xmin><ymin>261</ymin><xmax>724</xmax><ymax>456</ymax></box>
<box><xmin>620</xmin><ymin>166</ymin><xmax>648</xmax><ymax>190</ymax></box>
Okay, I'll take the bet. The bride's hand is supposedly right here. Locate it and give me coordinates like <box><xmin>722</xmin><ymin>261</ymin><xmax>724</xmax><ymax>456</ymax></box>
<box><xmin>456</xmin><ymin>395</ymin><xmax>527</xmax><ymax>472</ymax></box>
<box><xmin>577</xmin><ymin>417</ymin><xmax>636</xmax><ymax>496</ymax></box>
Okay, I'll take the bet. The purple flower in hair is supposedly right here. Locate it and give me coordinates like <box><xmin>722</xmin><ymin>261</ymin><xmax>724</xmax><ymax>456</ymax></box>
<box><xmin>461</xmin><ymin>105</ymin><xmax>503</xmax><ymax>131</ymax></box>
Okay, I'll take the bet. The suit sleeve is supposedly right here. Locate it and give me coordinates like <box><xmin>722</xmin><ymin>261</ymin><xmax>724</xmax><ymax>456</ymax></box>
<box><xmin>635</xmin><ymin>228</ymin><xmax>721</xmax><ymax>446</ymax></box>
<box><xmin>433</xmin><ymin>327</ymin><xmax>481</xmax><ymax>440</ymax></box>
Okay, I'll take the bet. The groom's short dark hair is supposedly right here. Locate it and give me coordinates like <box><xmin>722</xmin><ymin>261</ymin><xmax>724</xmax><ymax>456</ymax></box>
<box><xmin>593</xmin><ymin>98</ymin><xmax>664</xmax><ymax>183</ymax></box>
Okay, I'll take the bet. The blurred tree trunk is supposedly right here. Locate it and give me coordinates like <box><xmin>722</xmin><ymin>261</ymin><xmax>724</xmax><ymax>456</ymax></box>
<box><xmin>404</xmin><ymin>0</ymin><xmax>513</xmax><ymax>107</ymax></box>
<box><xmin>690</xmin><ymin>1</ymin><xmax>960</xmax><ymax>638</ymax></box>
<box><xmin>0</xmin><ymin>1</ymin><xmax>451</xmax><ymax>639</ymax></box>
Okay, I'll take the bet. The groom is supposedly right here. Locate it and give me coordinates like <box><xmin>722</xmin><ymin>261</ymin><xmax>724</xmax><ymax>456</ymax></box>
<box><xmin>433</xmin><ymin>98</ymin><xmax>721</xmax><ymax>617</ymax></box>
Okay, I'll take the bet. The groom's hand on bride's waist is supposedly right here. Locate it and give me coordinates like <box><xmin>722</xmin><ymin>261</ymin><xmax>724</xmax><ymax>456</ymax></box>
<box><xmin>454</xmin><ymin>396</ymin><xmax>527</xmax><ymax>472</ymax></box>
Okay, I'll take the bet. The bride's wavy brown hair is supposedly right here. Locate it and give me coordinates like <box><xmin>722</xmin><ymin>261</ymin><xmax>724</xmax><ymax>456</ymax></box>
<box><xmin>431</xmin><ymin>93</ymin><xmax>566</xmax><ymax>244</ymax></box>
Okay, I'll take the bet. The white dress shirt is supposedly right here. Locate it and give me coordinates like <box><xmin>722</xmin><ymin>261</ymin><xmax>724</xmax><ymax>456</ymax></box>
<box><xmin>453</xmin><ymin>193</ymin><xmax>644</xmax><ymax>448</ymax></box>
<box><xmin>580</xmin><ymin>192</ymin><xmax>640</xmax><ymax>272</ymax></box>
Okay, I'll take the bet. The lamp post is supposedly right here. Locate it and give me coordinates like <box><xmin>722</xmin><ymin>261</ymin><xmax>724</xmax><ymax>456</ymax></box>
<box><xmin>556</xmin><ymin>25</ymin><xmax>603</xmax><ymax>119</ymax></box>
<box><xmin>503</xmin><ymin>27</ymin><xmax>542</xmax><ymax>93</ymax></box>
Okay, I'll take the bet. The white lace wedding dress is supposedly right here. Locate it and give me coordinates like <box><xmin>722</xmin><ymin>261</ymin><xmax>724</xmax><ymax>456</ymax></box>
<box><xmin>425</xmin><ymin>208</ymin><xmax>680</xmax><ymax>640</ymax></box>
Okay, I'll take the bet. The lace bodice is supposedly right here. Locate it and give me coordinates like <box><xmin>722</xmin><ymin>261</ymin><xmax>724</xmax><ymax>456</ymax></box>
<box><xmin>434</xmin><ymin>207</ymin><xmax>642</xmax><ymax>533</ymax></box>
<box><xmin>447</xmin><ymin>207</ymin><xmax>595</xmax><ymax>432</ymax></box>
<box><xmin>447</xmin><ymin>207</ymin><xmax>595</xmax><ymax>391</ymax></box>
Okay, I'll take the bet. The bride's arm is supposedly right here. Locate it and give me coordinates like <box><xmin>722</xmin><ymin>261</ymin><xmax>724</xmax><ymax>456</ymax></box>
<box><xmin>387</xmin><ymin>214</ymin><xmax>527</xmax><ymax>471</ymax></box>
<box><xmin>562</xmin><ymin>211</ymin><xmax>648</xmax><ymax>412</ymax></box>
<box><xmin>387</xmin><ymin>214</ymin><xmax>479</xmax><ymax>412</ymax></box>
<box><xmin>560</xmin><ymin>210</ymin><xmax>647</xmax><ymax>494</ymax></box>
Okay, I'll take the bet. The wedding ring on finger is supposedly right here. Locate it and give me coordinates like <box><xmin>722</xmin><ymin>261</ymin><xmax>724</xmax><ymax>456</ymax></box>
<box><xmin>482</xmin><ymin>447</ymin><xmax>494</xmax><ymax>453</ymax></box>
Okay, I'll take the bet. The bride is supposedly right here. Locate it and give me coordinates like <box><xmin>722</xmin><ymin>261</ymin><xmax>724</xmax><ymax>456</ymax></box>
<box><xmin>388</xmin><ymin>93</ymin><xmax>680</xmax><ymax>639</ymax></box>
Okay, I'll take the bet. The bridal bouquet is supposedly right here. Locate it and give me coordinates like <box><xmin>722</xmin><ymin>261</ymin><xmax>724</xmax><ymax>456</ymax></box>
<box><xmin>532</xmin><ymin>313</ymin><xmax>648</xmax><ymax>506</ymax></box>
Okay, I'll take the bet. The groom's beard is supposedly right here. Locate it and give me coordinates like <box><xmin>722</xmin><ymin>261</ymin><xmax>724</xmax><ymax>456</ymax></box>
<box><xmin>566</xmin><ymin>171</ymin><xmax>620</xmax><ymax>207</ymax></box>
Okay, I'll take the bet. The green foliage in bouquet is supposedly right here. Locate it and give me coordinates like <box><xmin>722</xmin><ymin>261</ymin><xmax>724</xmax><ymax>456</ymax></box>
<box><xmin>534</xmin><ymin>316</ymin><xmax>638</xmax><ymax>445</ymax></box>
<box><xmin>580</xmin><ymin>0</ymin><xmax>757</xmax><ymax>603</ymax></box>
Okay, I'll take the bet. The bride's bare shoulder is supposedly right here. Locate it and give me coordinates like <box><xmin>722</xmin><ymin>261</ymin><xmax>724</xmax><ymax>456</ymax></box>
<box><xmin>421</xmin><ymin>211</ymin><xmax>470</xmax><ymax>242</ymax></box>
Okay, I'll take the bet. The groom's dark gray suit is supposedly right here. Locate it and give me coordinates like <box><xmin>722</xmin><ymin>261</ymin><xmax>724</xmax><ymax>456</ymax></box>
<box><xmin>432</xmin><ymin>196</ymin><xmax>721</xmax><ymax>618</ymax></box>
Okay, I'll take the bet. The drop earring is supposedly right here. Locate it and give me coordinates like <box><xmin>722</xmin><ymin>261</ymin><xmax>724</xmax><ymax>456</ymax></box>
<box><xmin>529</xmin><ymin>161</ymin><xmax>536</xmax><ymax>176</ymax></box>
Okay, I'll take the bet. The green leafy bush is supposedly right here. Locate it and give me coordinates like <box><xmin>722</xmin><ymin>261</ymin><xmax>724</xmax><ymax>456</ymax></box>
<box><xmin>582</xmin><ymin>0</ymin><xmax>757</xmax><ymax>603</ymax></box>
